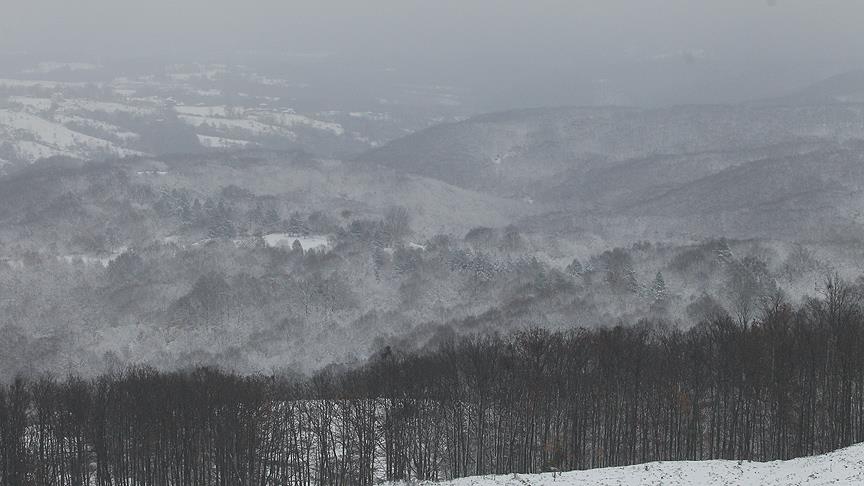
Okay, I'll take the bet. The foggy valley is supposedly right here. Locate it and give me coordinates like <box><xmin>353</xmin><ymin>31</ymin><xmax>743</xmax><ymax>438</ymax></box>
<box><xmin>2</xmin><ymin>1</ymin><xmax>864</xmax><ymax>485</ymax></box>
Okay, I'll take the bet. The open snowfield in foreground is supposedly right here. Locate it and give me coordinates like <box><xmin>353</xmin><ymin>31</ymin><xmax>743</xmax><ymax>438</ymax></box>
<box><xmin>386</xmin><ymin>443</ymin><xmax>864</xmax><ymax>485</ymax></box>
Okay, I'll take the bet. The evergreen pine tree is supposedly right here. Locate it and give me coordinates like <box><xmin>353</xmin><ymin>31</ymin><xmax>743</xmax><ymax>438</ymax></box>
<box><xmin>652</xmin><ymin>271</ymin><xmax>668</xmax><ymax>305</ymax></box>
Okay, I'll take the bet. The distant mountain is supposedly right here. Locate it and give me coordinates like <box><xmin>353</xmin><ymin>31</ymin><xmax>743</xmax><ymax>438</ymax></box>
<box><xmin>356</xmin><ymin>104</ymin><xmax>864</xmax><ymax>199</ymax></box>
<box><xmin>613</xmin><ymin>143</ymin><xmax>864</xmax><ymax>241</ymax></box>
<box><xmin>543</xmin><ymin>141</ymin><xmax>828</xmax><ymax>209</ymax></box>
<box><xmin>756</xmin><ymin>70</ymin><xmax>864</xmax><ymax>105</ymax></box>
<box><xmin>355</xmin><ymin>98</ymin><xmax>864</xmax><ymax>242</ymax></box>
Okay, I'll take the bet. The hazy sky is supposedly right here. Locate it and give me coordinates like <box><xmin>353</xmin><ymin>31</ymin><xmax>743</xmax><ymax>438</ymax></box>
<box><xmin>2</xmin><ymin>0</ymin><xmax>863</xmax><ymax>107</ymax></box>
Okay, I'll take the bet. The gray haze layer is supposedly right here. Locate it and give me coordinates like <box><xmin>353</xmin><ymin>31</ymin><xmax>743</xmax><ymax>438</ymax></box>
<box><xmin>2</xmin><ymin>0</ymin><xmax>863</xmax><ymax>109</ymax></box>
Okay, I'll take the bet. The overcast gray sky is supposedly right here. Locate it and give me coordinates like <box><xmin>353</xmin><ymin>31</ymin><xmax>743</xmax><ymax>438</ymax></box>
<box><xmin>2</xmin><ymin>0</ymin><xmax>862</xmax><ymax>107</ymax></box>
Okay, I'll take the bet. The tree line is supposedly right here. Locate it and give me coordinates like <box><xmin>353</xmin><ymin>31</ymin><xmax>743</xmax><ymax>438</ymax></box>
<box><xmin>3</xmin><ymin>276</ymin><xmax>864</xmax><ymax>485</ymax></box>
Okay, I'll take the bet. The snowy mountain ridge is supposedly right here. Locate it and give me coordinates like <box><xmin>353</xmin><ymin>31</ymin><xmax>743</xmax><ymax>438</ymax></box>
<box><xmin>385</xmin><ymin>443</ymin><xmax>864</xmax><ymax>485</ymax></box>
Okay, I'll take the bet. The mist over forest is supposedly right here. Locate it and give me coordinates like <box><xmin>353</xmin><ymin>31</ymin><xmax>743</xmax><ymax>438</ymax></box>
<box><xmin>2</xmin><ymin>2</ymin><xmax>864</xmax><ymax>485</ymax></box>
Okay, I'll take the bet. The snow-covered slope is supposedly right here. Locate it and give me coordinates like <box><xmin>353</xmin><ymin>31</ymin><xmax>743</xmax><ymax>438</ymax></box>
<box><xmin>0</xmin><ymin>109</ymin><xmax>144</xmax><ymax>161</ymax></box>
<box><xmin>175</xmin><ymin>104</ymin><xmax>347</xmax><ymax>141</ymax></box>
<box><xmin>0</xmin><ymin>59</ymin><xmax>452</xmax><ymax>166</ymax></box>
<box><xmin>387</xmin><ymin>443</ymin><xmax>864</xmax><ymax>485</ymax></box>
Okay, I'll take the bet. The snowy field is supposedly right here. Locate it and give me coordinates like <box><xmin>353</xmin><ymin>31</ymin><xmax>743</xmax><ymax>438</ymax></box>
<box><xmin>385</xmin><ymin>443</ymin><xmax>864</xmax><ymax>485</ymax></box>
<box><xmin>0</xmin><ymin>61</ymin><xmax>396</xmax><ymax>166</ymax></box>
<box><xmin>263</xmin><ymin>233</ymin><xmax>331</xmax><ymax>252</ymax></box>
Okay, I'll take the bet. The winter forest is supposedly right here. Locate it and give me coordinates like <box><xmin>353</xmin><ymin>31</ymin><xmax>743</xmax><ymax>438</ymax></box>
<box><xmin>4</xmin><ymin>1</ymin><xmax>864</xmax><ymax>485</ymax></box>
<box><xmin>5</xmin><ymin>278</ymin><xmax>864</xmax><ymax>485</ymax></box>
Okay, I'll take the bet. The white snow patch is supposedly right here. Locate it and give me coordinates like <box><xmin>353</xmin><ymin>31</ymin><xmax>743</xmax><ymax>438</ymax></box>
<box><xmin>23</xmin><ymin>61</ymin><xmax>99</xmax><ymax>74</ymax></box>
<box><xmin>179</xmin><ymin>114</ymin><xmax>296</xmax><ymax>139</ymax></box>
<box><xmin>349</xmin><ymin>111</ymin><xmax>391</xmax><ymax>121</ymax></box>
<box><xmin>165</xmin><ymin>64</ymin><xmax>229</xmax><ymax>82</ymax></box>
<box><xmin>112</xmin><ymin>88</ymin><xmax>137</xmax><ymax>97</ymax></box>
<box><xmin>0</xmin><ymin>109</ymin><xmax>144</xmax><ymax>161</ymax></box>
<box><xmin>9</xmin><ymin>140</ymin><xmax>68</xmax><ymax>160</ymax></box>
<box><xmin>385</xmin><ymin>443</ymin><xmax>864</xmax><ymax>486</ymax></box>
<box><xmin>58</xmin><ymin>99</ymin><xmax>161</xmax><ymax>117</ymax></box>
<box><xmin>250</xmin><ymin>110</ymin><xmax>344</xmax><ymax>135</ymax></box>
<box><xmin>193</xmin><ymin>88</ymin><xmax>223</xmax><ymax>97</ymax></box>
<box><xmin>0</xmin><ymin>78</ymin><xmax>90</xmax><ymax>89</ymax></box>
<box><xmin>59</xmin><ymin>247</ymin><xmax>127</xmax><ymax>267</ymax></box>
<box><xmin>263</xmin><ymin>234</ymin><xmax>331</xmax><ymax>252</ymax></box>
<box><xmin>8</xmin><ymin>96</ymin><xmax>53</xmax><ymax>113</ymax></box>
<box><xmin>175</xmin><ymin>105</ymin><xmax>233</xmax><ymax>118</ymax></box>
<box><xmin>197</xmin><ymin>134</ymin><xmax>252</xmax><ymax>149</ymax></box>
<box><xmin>175</xmin><ymin>105</ymin><xmax>344</xmax><ymax>136</ymax></box>
<box><xmin>244</xmin><ymin>73</ymin><xmax>310</xmax><ymax>89</ymax></box>
<box><xmin>352</xmin><ymin>133</ymin><xmax>379</xmax><ymax>147</ymax></box>
<box><xmin>54</xmin><ymin>114</ymin><xmax>140</xmax><ymax>141</ymax></box>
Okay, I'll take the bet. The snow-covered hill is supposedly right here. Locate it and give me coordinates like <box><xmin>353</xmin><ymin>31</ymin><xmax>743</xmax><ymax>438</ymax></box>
<box><xmin>0</xmin><ymin>108</ymin><xmax>145</xmax><ymax>161</ymax></box>
<box><xmin>0</xmin><ymin>60</ymin><xmax>446</xmax><ymax>167</ymax></box>
<box><xmin>386</xmin><ymin>443</ymin><xmax>864</xmax><ymax>485</ymax></box>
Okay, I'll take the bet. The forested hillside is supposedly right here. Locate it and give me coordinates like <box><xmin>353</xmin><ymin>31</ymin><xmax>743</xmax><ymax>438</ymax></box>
<box><xmin>359</xmin><ymin>104</ymin><xmax>864</xmax><ymax>242</ymax></box>
<box><xmin>3</xmin><ymin>277</ymin><xmax>864</xmax><ymax>484</ymax></box>
<box><xmin>0</xmin><ymin>146</ymin><xmax>859</xmax><ymax>377</ymax></box>
<box><xmin>5</xmin><ymin>2</ymin><xmax>864</xmax><ymax>484</ymax></box>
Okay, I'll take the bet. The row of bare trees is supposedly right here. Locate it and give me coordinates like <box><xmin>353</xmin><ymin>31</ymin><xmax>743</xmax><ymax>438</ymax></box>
<box><xmin>3</xmin><ymin>280</ymin><xmax>864</xmax><ymax>485</ymax></box>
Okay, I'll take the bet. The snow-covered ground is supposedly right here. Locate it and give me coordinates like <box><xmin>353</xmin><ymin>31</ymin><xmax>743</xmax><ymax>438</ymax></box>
<box><xmin>23</xmin><ymin>61</ymin><xmax>100</xmax><ymax>74</ymax></box>
<box><xmin>197</xmin><ymin>134</ymin><xmax>253</xmax><ymax>149</ymax></box>
<box><xmin>0</xmin><ymin>59</ymin><xmax>443</xmax><ymax>165</ymax></box>
<box><xmin>0</xmin><ymin>78</ymin><xmax>90</xmax><ymax>89</ymax></box>
<box><xmin>177</xmin><ymin>113</ymin><xmax>297</xmax><ymax>139</ymax></box>
<box><xmin>54</xmin><ymin>115</ymin><xmax>140</xmax><ymax>142</ymax></box>
<box><xmin>0</xmin><ymin>109</ymin><xmax>144</xmax><ymax>161</ymax></box>
<box><xmin>8</xmin><ymin>95</ymin><xmax>54</xmax><ymax>113</ymax></box>
<box><xmin>249</xmin><ymin>110</ymin><xmax>345</xmax><ymax>135</ymax></box>
<box><xmin>175</xmin><ymin>105</ymin><xmax>234</xmax><ymax>118</ymax></box>
<box><xmin>263</xmin><ymin>233</ymin><xmax>331</xmax><ymax>252</ymax></box>
<box><xmin>0</xmin><ymin>64</ymin><xmax>352</xmax><ymax>166</ymax></box>
<box><xmin>60</xmin><ymin>98</ymin><xmax>162</xmax><ymax>117</ymax></box>
<box><xmin>385</xmin><ymin>443</ymin><xmax>864</xmax><ymax>485</ymax></box>
<box><xmin>176</xmin><ymin>105</ymin><xmax>344</xmax><ymax>137</ymax></box>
